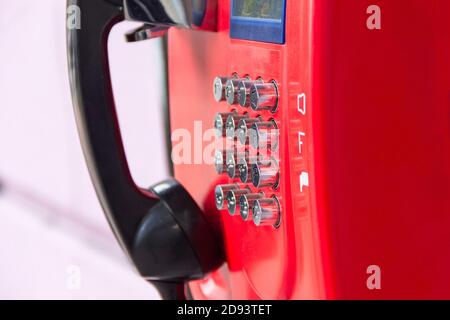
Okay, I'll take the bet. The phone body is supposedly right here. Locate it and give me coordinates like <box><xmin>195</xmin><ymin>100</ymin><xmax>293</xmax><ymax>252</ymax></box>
<box><xmin>168</xmin><ymin>0</ymin><xmax>450</xmax><ymax>299</ymax></box>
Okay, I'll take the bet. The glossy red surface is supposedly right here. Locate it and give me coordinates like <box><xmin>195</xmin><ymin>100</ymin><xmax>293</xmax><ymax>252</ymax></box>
<box><xmin>168</xmin><ymin>0</ymin><xmax>450</xmax><ymax>299</ymax></box>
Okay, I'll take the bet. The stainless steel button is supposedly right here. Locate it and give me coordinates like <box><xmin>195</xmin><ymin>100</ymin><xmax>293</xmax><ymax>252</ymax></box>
<box><xmin>214</xmin><ymin>111</ymin><xmax>236</xmax><ymax>137</ymax></box>
<box><xmin>250</xmin><ymin>120</ymin><xmax>279</xmax><ymax>150</ymax></box>
<box><xmin>214</xmin><ymin>149</ymin><xmax>234</xmax><ymax>174</ymax></box>
<box><xmin>226</xmin><ymin>188</ymin><xmax>250</xmax><ymax>216</ymax></box>
<box><xmin>251</xmin><ymin>158</ymin><xmax>280</xmax><ymax>189</ymax></box>
<box><xmin>225</xmin><ymin>113</ymin><xmax>248</xmax><ymax>140</ymax></box>
<box><xmin>238</xmin><ymin>79</ymin><xmax>263</xmax><ymax>107</ymax></box>
<box><xmin>215</xmin><ymin>184</ymin><xmax>239</xmax><ymax>210</ymax></box>
<box><xmin>252</xmin><ymin>196</ymin><xmax>281</xmax><ymax>228</ymax></box>
<box><xmin>237</xmin><ymin>118</ymin><xmax>261</xmax><ymax>145</ymax></box>
<box><xmin>239</xmin><ymin>193</ymin><xmax>264</xmax><ymax>221</ymax></box>
<box><xmin>213</xmin><ymin>76</ymin><xmax>229</xmax><ymax>102</ymax></box>
<box><xmin>237</xmin><ymin>156</ymin><xmax>257</xmax><ymax>183</ymax></box>
<box><xmin>226</xmin><ymin>78</ymin><xmax>247</xmax><ymax>105</ymax></box>
<box><xmin>250</xmin><ymin>81</ymin><xmax>279</xmax><ymax>112</ymax></box>
<box><xmin>226</xmin><ymin>151</ymin><xmax>248</xmax><ymax>179</ymax></box>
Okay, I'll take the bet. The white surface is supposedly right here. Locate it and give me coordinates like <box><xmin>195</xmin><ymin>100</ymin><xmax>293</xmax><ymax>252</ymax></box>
<box><xmin>0</xmin><ymin>0</ymin><xmax>169</xmax><ymax>227</ymax></box>
<box><xmin>0</xmin><ymin>0</ymin><xmax>169</xmax><ymax>299</ymax></box>
<box><xmin>0</xmin><ymin>191</ymin><xmax>159</xmax><ymax>300</ymax></box>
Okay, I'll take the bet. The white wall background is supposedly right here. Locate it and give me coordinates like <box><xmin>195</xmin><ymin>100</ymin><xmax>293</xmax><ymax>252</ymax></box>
<box><xmin>0</xmin><ymin>0</ymin><xmax>169</xmax><ymax>299</ymax></box>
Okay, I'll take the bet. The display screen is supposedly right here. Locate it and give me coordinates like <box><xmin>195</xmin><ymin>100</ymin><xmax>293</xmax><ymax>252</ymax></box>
<box><xmin>232</xmin><ymin>0</ymin><xmax>284</xmax><ymax>20</ymax></box>
<box><xmin>230</xmin><ymin>0</ymin><xmax>286</xmax><ymax>43</ymax></box>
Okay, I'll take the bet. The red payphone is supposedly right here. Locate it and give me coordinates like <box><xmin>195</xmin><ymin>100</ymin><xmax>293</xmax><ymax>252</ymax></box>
<box><xmin>67</xmin><ymin>0</ymin><xmax>450</xmax><ymax>299</ymax></box>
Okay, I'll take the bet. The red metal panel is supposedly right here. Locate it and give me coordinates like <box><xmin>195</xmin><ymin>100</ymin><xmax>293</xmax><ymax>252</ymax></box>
<box><xmin>168</xmin><ymin>0</ymin><xmax>450</xmax><ymax>299</ymax></box>
<box><xmin>317</xmin><ymin>0</ymin><xmax>450</xmax><ymax>299</ymax></box>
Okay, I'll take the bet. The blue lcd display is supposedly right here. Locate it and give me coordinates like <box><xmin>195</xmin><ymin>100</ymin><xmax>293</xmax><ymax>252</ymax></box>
<box><xmin>230</xmin><ymin>0</ymin><xmax>287</xmax><ymax>44</ymax></box>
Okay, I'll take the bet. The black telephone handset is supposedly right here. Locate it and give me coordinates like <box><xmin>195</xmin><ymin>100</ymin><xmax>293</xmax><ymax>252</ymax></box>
<box><xmin>66</xmin><ymin>0</ymin><xmax>222</xmax><ymax>299</ymax></box>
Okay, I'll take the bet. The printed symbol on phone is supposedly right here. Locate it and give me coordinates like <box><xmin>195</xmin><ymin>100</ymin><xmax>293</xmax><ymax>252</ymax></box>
<box><xmin>297</xmin><ymin>93</ymin><xmax>306</xmax><ymax>115</ymax></box>
<box><xmin>300</xmin><ymin>172</ymin><xmax>309</xmax><ymax>192</ymax></box>
<box><xmin>298</xmin><ymin>132</ymin><xmax>305</xmax><ymax>154</ymax></box>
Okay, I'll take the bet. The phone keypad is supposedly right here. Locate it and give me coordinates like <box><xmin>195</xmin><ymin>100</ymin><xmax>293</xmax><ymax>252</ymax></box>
<box><xmin>213</xmin><ymin>74</ymin><xmax>281</xmax><ymax>228</ymax></box>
